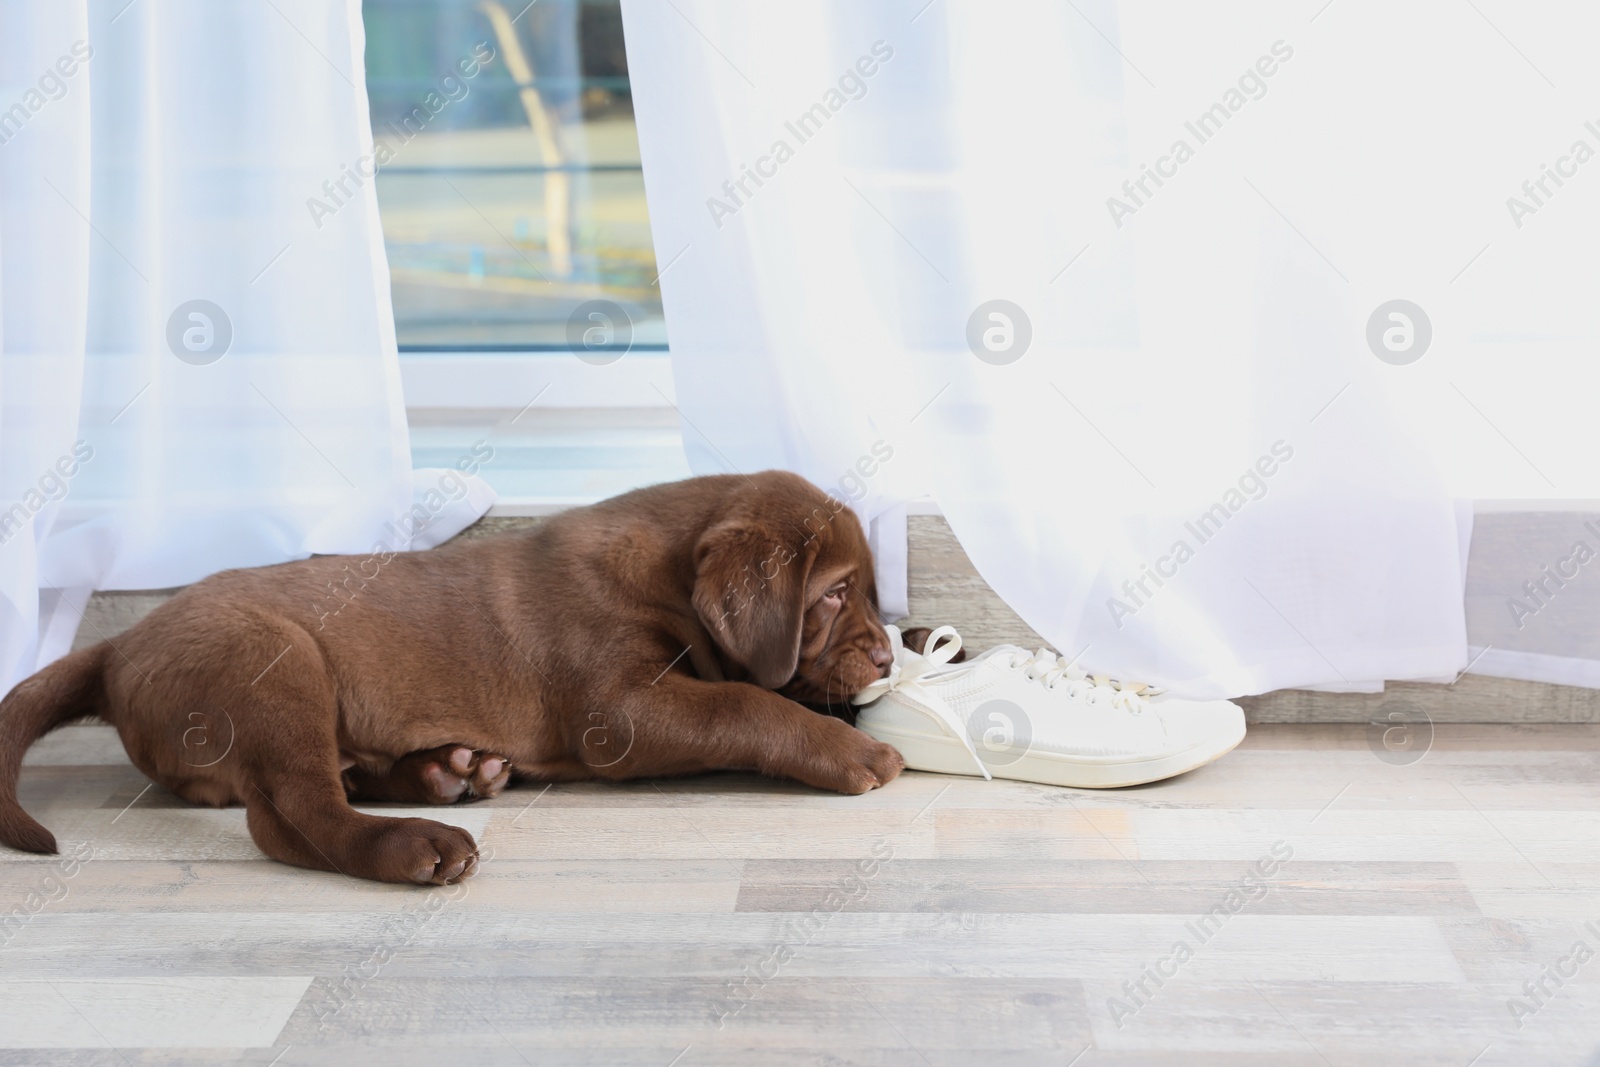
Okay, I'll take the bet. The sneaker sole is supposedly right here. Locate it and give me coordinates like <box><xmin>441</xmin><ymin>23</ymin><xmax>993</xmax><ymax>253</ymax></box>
<box><xmin>860</xmin><ymin>718</ymin><xmax>1247</xmax><ymax>789</ymax></box>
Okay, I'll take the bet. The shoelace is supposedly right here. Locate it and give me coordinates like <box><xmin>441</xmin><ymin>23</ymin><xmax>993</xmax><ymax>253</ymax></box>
<box><xmin>851</xmin><ymin>624</ymin><xmax>962</xmax><ymax>707</ymax></box>
<box><xmin>852</xmin><ymin>625</ymin><xmax>1161</xmax><ymax>778</ymax></box>
<box><xmin>998</xmin><ymin>648</ymin><xmax>1155</xmax><ymax>714</ymax></box>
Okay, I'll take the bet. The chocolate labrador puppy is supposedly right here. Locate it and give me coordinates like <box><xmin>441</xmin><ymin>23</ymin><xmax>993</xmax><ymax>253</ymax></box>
<box><xmin>0</xmin><ymin>472</ymin><xmax>923</xmax><ymax>885</ymax></box>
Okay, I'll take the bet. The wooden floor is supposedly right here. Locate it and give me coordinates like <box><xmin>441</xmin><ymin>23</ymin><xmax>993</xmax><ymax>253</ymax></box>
<box><xmin>2</xmin><ymin>723</ymin><xmax>1599</xmax><ymax>1065</ymax></box>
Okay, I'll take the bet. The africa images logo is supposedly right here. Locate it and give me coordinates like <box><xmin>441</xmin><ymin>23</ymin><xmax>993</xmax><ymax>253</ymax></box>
<box><xmin>166</xmin><ymin>300</ymin><xmax>233</xmax><ymax>365</ymax></box>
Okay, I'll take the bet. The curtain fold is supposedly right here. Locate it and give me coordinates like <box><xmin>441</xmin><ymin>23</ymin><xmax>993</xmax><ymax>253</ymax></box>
<box><xmin>617</xmin><ymin>0</ymin><xmax>1545</xmax><ymax>698</ymax></box>
<box><xmin>0</xmin><ymin>0</ymin><xmax>489</xmax><ymax>695</ymax></box>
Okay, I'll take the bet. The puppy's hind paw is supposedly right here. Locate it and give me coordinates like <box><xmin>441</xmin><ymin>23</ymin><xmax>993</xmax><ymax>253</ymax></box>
<box><xmin>343</xmin><ymin>744</ymin><xmax>513</xmax><ymax>805</ymax></box>
<box><xmin>422</xmin><ymin>746</ymin><xmax>512</xmax><ymax>803</ymax></box>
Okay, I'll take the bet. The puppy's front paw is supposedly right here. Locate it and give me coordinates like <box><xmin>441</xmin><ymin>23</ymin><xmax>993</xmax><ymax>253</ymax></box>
<box><xmin>798</xmin><ymin>720</ymin><xmax>905</xmax><ymax>795</ymax></box>
<box><xmin>850</xmin><ymin>737</ymin><xmax>906</xmax><ymax>793</ymax></box>
<box><xmin>368</xmin><ymin>818</ymin><xmax>480</xmax><ymax>885</ymax></box>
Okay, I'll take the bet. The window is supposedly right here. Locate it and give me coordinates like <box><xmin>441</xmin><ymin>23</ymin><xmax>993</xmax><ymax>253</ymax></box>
<box><xmin>363</xmin><ymin>0</ymin><xmax>686</xmax><ymax>504</ymax></box>
<box><xmin>363</xmin><ymin>0</ymin><xmax>665</xmax><ymax>350</ymax></box>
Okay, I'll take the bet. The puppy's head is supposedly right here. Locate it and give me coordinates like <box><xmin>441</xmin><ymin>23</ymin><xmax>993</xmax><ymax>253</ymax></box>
<box><xmin>692</xmin><ymin>472</ymin><xmax>892</xmax><ymax>704</ymax></box>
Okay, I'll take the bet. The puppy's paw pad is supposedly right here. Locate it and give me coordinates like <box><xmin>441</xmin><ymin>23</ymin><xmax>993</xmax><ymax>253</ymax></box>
<box><xmin>422</xmin><ymin>762</ymin><xmax>470</xmax><ymax>801</ymax></box>
<box><xmin>418</xmin><ymin>745</ymin><xmax>512</xmax><ymax>803</ymax></box>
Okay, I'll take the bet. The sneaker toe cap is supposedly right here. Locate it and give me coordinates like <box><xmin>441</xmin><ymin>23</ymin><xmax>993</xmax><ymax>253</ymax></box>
<box><xmin>1160</xmin><ymin>699</ymin><xmax>1247</xmax><ymax>751</ymax></box>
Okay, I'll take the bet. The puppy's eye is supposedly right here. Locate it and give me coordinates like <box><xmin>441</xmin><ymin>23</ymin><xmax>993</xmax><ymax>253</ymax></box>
<box><xmin>823</xmin><ymin>583</ymin><xmax>847</xmax><ymax>605</ymax></box>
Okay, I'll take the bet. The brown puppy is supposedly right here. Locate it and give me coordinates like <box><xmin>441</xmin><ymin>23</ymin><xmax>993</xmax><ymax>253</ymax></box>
<box><xmin>0</xmin><ymin>472</ymin><xmax>909</xmax><ymax>885</ymax></box>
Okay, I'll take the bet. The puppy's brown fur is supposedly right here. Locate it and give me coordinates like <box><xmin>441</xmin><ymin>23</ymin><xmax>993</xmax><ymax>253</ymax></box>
<box><xmin>0</xmin><ymin>472</ymin><xmax>907</xmax><ymax>884</ymax></box>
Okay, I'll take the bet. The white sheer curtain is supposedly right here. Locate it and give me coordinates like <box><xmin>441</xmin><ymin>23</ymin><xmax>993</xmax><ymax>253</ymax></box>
<box><xmin>0</xmin><ymin>0</ymin><xmax>491</xmax><ymax>694</ymax></box>
<box><xmin>623</xmin><ymin>0</ymin><xmax>1600</xmax><ymax>698</ymax></box>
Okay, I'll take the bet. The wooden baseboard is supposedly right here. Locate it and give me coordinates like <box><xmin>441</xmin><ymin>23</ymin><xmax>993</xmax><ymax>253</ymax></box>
<box><xmin>68</xmin><ymin>513</ymin><xmax>1600</xmax><ymax>723</ymax></box>
<box><xmin>1239</xmin><ymin>673</ymin><xmax>1598</xmax><ymax>723</ymax></box>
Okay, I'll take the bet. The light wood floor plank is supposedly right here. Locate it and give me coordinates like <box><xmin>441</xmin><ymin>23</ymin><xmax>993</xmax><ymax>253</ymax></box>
<box><xmin>0</xmin><ymin>913</ymin><xmax>1464</xmax><ymax>983</ymax></box>
<box><xmin>736</xmin><ymin>859</ymin><xmax>1481</xmax><ymax>915</ymax></box>
<box><xmin>275</xmin><ymin>975</ymin><xmax>1093</xmax><ymax>1051</ymax></box>
<box><xmin>0</xmin><ymin>977</ymin><xmax>311</xmax><ymax>1049</ymax></box>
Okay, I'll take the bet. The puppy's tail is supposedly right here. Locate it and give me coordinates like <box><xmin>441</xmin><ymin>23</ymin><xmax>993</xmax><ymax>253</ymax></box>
<box><xmin>0</xmin><ymin>644</ymin><xmax>108</xmax><ymax>854</ymax></box>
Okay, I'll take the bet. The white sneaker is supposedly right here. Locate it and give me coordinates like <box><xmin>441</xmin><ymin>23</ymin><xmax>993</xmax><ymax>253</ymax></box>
<box><xmin>851</xmin><ymin>625</ymin><xmax>1246</xmax><ymax>788</ymax></box>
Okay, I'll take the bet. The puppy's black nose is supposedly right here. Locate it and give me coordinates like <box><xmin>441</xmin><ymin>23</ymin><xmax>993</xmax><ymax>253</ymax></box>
<box><xmin>870</xmin><ymin>644</ymin><xmax>893</xmax><ymax>674</ymax></box>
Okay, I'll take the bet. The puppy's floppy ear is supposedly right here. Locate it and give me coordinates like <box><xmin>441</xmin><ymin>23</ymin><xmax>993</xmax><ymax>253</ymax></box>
<box><xmin>692</xmin><ymin>520</ymin><xmax>812</xmax><ymax>689</ymax></box>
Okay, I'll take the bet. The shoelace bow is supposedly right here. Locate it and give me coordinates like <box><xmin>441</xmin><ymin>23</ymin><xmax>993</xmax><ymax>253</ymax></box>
<box><xmin>850</xmin><ymin>624</ymin><xmax>962</xmax><ymax>707</ymax></box>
